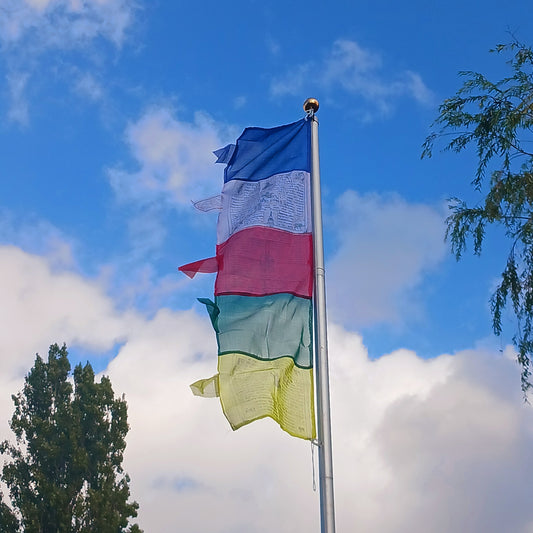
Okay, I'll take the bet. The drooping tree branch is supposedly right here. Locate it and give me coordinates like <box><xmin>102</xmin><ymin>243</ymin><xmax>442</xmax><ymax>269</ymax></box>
<box><xmin>423</xmin><ymin>39</ymin><xmax>533</xmax><ymax>393</ymax></box>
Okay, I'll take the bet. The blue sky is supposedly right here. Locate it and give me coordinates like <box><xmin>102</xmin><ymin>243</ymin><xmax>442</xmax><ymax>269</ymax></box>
<box><xmin>1</xmin><ymin>1</ymin><xmax>533</xmax><ymax>532</ymax></box>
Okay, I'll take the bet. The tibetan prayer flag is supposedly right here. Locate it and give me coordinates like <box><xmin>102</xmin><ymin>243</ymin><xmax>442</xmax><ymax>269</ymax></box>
<box><xmin>180</xmin><ymin>118</ymin><xmax>316</xmax><ymax>440</ymax></box>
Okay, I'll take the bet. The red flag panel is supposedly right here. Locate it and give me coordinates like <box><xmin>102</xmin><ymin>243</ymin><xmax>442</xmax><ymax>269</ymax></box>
<box><xmin>215</xmin><ymin>226</ymin><xmax>313</xmax><ymax>298</ymax></box>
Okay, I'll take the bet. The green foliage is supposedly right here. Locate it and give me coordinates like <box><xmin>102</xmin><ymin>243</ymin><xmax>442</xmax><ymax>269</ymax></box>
<box><xmin>423</xmin><ymin>39</ymin><xmax>533</xmax><ymax>392</ymax></box>
<box><xmin>0</xmin><ymin>491</ymin><xmax>18</xmax><ymax>532</ymax></box>
<box><xmin>0</xmin><ymin>344</ymin><xmax>143</xmax><ymax>532</ymax></box>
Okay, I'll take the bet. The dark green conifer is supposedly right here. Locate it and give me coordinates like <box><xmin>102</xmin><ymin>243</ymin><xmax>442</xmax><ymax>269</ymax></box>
<box><xmin>0</xmin><ymin>344</ymin><xmax>142</xmax><ymax>532</ymax></box>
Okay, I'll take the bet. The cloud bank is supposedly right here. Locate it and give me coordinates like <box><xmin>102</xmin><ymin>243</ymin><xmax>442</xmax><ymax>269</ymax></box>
<box><xmin>1</xmin><ymin>242</ymin><xmax>532</xmax><ymax>532</ymax></box>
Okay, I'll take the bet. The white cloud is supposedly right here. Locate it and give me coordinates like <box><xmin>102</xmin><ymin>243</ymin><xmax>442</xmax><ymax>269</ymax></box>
<box><xmin>0</xmin><ymin>0</ymin><xmax>136</xmax><ymax>49</ymax></box>
<box><xmin>270</xmin><ymin>63</ymin><xmax>310</xmax><ymax>98</ymax></box>
<box><xmin>402</xmin><ymin>70</ymin><xmax>434</xmax><ymax>105</ymax></box>
<box><xmin>105</xmin><ymin>108</ymin><xmax>220</xmax><ymax>262</ymax></box>
<box><xmin>271</xmin><ymin>39</ymin><xmax>434</xmax><ymax>119</ymax></box>
<box><xmin>2</xmin><ymin>241</ymin><xmax>533</xmax><ymax>533</ymax></box>
<box><xmin>73</xmin><ymin>71</ymin><xmax>104</xmax><ymax>101</ymax></box>
<box><xmin>0</xmin><ymin>0</ymin><xmax>136</xmax><ymax>125</ymax></box>
<box><xmin>107</xmin><ymin>317</ymin><xmax>533</xmax><ymax>532</ymax></box>
<box><xmin>327</xmin><ymin>191</ymin><xmax>447</xmax><ymax>328</ymax></box>
<box><xmin>233</xmin><ymin>95</ymin><xmax>247</xmax><ymax>109</ymax></box>
<box><xmin>0</xmin><ymin>211</ymin><xmax>78</xmax><ymax>269</ymax></box>
<box><xmin>323</xmin><ymin>39</ymin><xmax>382</xmax><ymax>84</ymax></box>
<box><xmin>328</xmin><ymin>330</ymin><xmax>533</xmax><ymax>533</ymax></box>
<box><xmin>0</xmin><ymin>245</ymin><xmax>139</xmax><ymax>378</ymax></box>
<box><xmin>108</xmin><ymin>106</ymin><xmax>235</xmax><ymax>206</ymax></box>
<box><xmin>265</xmin><ymin>35</ymin><xmax>280</xmax><ymax>56</ymax></box>
<box><xmin>6</xmin><ymin>71</ymin><xmax>29</xmax><ymax>125</ymax></box>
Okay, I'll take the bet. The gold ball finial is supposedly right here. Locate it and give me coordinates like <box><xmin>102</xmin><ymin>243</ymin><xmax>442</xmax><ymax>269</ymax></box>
<box><xmin>303</xmin><ymin>98</ymin><xmax>319</xmax><ymax>114</ymax></box>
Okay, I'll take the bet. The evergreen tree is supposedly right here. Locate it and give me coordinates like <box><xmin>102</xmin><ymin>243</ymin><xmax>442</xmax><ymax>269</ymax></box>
<box><xmin>0</xmin><ymin>491</ymin><xmax>18</xmax><ymax>532</ymax></box>
<box><xmin>423</xmin><ymin>40</ymin><xmax>533</xmax><ymax>392</ymax></box>
<box><xmin>0</xmin><ymin>344</ymin><xmax>142</xmax><ymax>532</ymax></box>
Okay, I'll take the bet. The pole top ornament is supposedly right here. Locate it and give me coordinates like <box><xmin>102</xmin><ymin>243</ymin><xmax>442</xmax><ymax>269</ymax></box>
<box><xmin>303</xmin><ymin>98</ymin><xmax>319</xmax><ymax>116</ymax></box>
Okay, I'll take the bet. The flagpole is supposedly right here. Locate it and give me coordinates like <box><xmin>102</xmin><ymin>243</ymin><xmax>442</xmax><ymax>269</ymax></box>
<box><xmin>304</xmin><ymin>98</ymin><xmax>336</xmax><ymax>533</ymax></box>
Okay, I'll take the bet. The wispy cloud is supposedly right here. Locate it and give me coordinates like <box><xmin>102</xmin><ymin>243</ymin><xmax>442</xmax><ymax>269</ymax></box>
<box><xmin>6</xmin><ymin>71</ymin><xmax>29</xmax><ymax>125</ymax></box>
<box><xmin>73</xmin><ymin>72</ymin><xmax>104</xmax><ymax>102</ymax></box>
<box><xmin>106</xmin><ymin>106</ymin><xmax>235</xmax><ymax>264</ymax></box>
<box><xmin>271</xmin><ymin>39</ymin><xmax>434</xmax><ymax>119</ymax></box>
<box><xmin>108</xmin><ymin>106</ymin><xmax>235</xmax><ymax>207</ymax></box>
<box><xmin>265</xmin><ymin>35</ymin><xmax>280</xmax><ymax>56</ymax></box>
<box><xmin>0</xmin><ymin>0</ymin><xmax>136</xmax><ymax>49</ymax></box>
<box><xmin>233</xmin><ymin>95</ymin><xmax>247</xmax><ymax>109</ymax></box>
<box><xmin>0</xmin><ymin>0</ymin><xmax>137</xmax><ymax>125</ymax></box>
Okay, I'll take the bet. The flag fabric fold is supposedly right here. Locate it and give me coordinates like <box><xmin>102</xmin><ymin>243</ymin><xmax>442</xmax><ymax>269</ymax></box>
<box><xmin>178</xmin><ymin>256</ymin><xmax>218</xmax><ymax>278</ymax></box>
<box><xmin>180</xmin><ymin>117</ymin><xmax>316</xmax><ymax>440</ymax></box>
<box><xmin>192</xmin><ymin>194</ymin><xmax>222</xmax><ymax>212</ymax></box>
<box><xmin>213</xmin><ymin>143</ymin><xmax>236</xmax><ymax>164</ymax></box>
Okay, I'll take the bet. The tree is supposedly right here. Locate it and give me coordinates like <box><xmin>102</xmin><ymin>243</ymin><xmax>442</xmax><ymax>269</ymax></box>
<box><xmin>0</xmin><ymin>491</ymin><xmax>18</xmax><ymax>532</ymax></box>
<box><xmin>0</xmin><ymin>344</ymin><xmax>143</xmax><ymax>532</ymax></box>
<box><xmin>422</xmin><ymin>39</ymin><xmax>533</xmax><ymax>392</ymax></box>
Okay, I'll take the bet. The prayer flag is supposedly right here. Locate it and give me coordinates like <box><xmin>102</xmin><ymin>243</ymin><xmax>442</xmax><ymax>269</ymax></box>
<box><xmin>180</xmin><ymin>118</ymin><xmax>316</xmax><ymax>440</ymax></box>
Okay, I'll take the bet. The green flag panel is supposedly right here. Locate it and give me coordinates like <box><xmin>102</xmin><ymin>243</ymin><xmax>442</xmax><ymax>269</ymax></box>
<box><xmin>199</xmin><ymin>293</ymin><xmax>313</xmax><ymax>369</ymax></box>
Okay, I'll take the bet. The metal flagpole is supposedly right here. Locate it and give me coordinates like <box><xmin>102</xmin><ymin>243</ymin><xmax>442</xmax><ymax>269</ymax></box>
<box><xmin>304</xmin><ymin>98</ymin><xmax>336</xmax><ymax>533</ymax></box>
